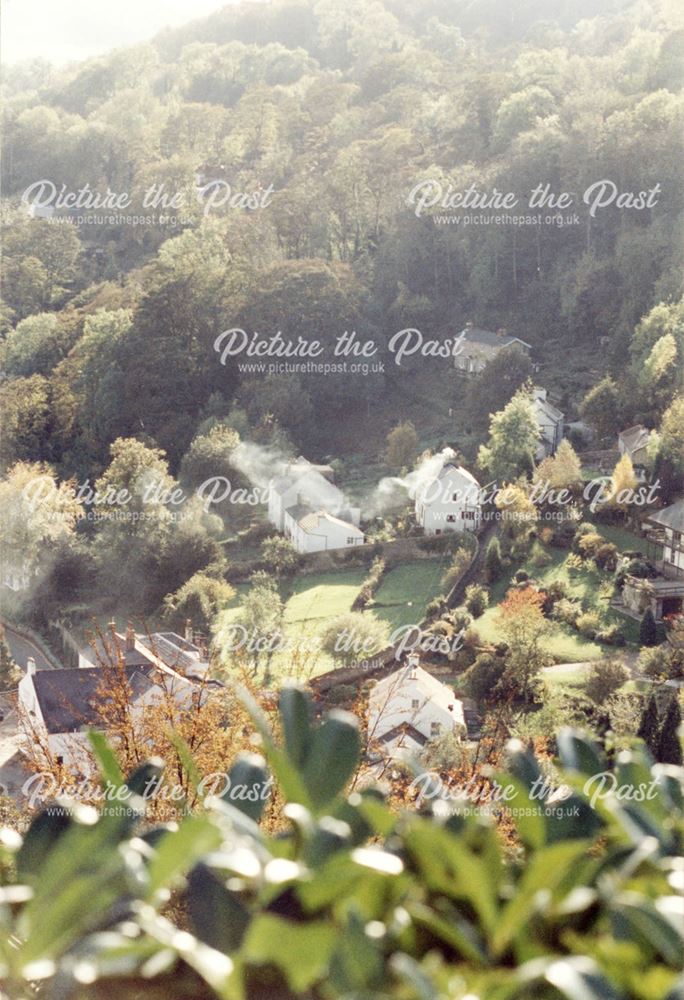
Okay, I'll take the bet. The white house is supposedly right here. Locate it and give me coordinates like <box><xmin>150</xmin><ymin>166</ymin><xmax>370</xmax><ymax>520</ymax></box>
<box><xmin>454</xmin><ymin>323</ymin><xmax>531</xmax><ymax>376</ymax></box>
<box><xmin>283</xmin><ymin>507</ymin><xmax>364</xmax><ymax>554</ymax></box>
<box><xmin>268</xmin><ymin>457</ymin><xmax>363</xmax><ymax>554</ymax></box>
<box><xmin>368</xmin><ymin>654</ymin><xmax>466</xmax><ymax>758</ymax></box>
<box><xmin>415</xmin><ymin>460</ymin><xmax>481</xmax><ymax>536</ymax></box>
<box><xmin>531</xmin><ymin>387</ymin><xmax>564</xmax><ymax>459</ymax></box>
<box><xmin>20</xmin><ymin>627</ymin><xmax>220</xmax><ymax>770</ymax></box>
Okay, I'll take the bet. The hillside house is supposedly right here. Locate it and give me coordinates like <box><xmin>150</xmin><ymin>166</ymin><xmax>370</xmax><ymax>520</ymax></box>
<box><xmin>618</xmin><ymin>425</ymin><xmax>651</xmax><ymax>481</ymax></box>
<box><xmin>620</xmin><ymin>500</ymin><xmax>684</xmax><ymax>622</ymax></box>
<box><xmin>283</xmin><ymin>507</ymin><xmax>364</xmax><ymax>554</ymax></box>
<box><xmin>645</xmin><ymin>500</ymin><xmax>684</xmax><ymax>580</ymax></box>
<box><xmin>79</xmin><ymin>625</ymin><xmax>210</xmax><ymax>679</ymax></box>
<box><xmin>532</xmin><ymin>387</ymin><xmax>564</xmax><ymax>459</ymax></box>
<box><xmin>454</xmin><ymin>323</ymin><xmax>531</xmax><ymax>376</ymax></box>
<box><xmin>368</xmin><ymin>653</ymin><xmax>466</xmax><ymax>759</ymax></box>
<box><xmin>415</xmin><ymin>460</ymin><xmax>482</xmax><ymax>536</ymax></box>
<box><xmin>18</xmin><ymin>647</ymin><xmax>215</xmax><ymax>770</ymax></box>
<box><xmin>268</xmin><ymin>457</ymin><xmax>363</xmax><ymax>554</ymax></box>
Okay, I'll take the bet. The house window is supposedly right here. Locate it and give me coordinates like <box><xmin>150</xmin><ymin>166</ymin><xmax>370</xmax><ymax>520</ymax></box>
<box><xmin>435</xmin><ymin>529</ymin><xmax>442</xmax><ymax>535</ymax></box>
<box><xmin>347</xmin><ymin>537</ymin><xmax>357</xmax><ymax>545</ymax></box>
<box><xmin>430</xmin><ymin>722</ymin><xmax>441</xmax><ymax>736</ymax></box>
<box><xmin>56</xmin><ymin>755</ymin><xmax>64</xmax><ymax>765</ymax></box>
<box><xmin>411</xmin><ymin>699</ymin><xmax>420</xmax><ymax>709</ymax></box>
<box><xmin>446</xmin><ymin>514</ymin><xmax>456</xmax><ymax>523</ymax></box>
<box><xmin>461</xmin><ymin>510</ymin><xmax>477</xmax><ymax>520</ymax></box>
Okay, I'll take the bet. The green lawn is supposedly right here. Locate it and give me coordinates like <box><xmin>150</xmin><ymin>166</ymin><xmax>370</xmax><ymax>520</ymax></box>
<box><xmin>370</xmin><ymin>559</ymin><xmax>446</xmax><ymax>632</ymax></box>
<box><xmin>214</xmin><ymin>559</ymin><xmax>447</xmax><ymax>680</ymax></box>
<box><xmin>542</xmin><ymin>663</ymin><xmax>592</xmax><ymax>689</ymax></box>
<box><xmin>473</xmin><ymin>545</ymin><xmax>628</xmax><ymax>664</ymax></box>
<box><xmin>589</xmin><ymin>521</ymin><xmax>651</xmax><ymax>554</ymax></box>
<box><xmin>283</xmin><ymin>570</ymin><xmax>369</xmax><ymax>623</ymax></box>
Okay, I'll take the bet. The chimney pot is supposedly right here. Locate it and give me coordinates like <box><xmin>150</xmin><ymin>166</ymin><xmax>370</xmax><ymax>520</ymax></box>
<box><xmin>125</xmin><ymin>623</ymin><xmax>136</xmax><ymax>651</ymax></box>
<box><xmin>27</xmin><ymin>656</ymin><xmax>37</xmax><ymax>675</ymax></box>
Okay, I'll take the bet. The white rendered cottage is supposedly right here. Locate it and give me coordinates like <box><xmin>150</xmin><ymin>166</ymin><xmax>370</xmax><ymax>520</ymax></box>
<box><xmin>368</xmin><ymin>654</ymin><xmax>466</xmax><ymax>758</ymax></box>
<box><xmin>268</xmin><ymin>457</ymin><xmax>363</xmax><ymax>554</ymax></box>
<box><xmin>415</xmin><ymin>461</ymin><xmax>482</xmax><ymax>536</ymax></box>
<box><xmin>283</xmin><ymin>507</ymin><xmax>364</xmax><ymax>554</ymax></box>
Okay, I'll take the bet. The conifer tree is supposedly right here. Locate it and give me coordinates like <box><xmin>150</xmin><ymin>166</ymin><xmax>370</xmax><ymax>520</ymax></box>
<box><xmin>639</xmin><ymin>608</ymin><xmax>657</xmax><ymax>647</ymax></box>
<box><xmin>657</xmin><ymin>697</ymin><xmax>683</xmax><ymax>765</ymax></box>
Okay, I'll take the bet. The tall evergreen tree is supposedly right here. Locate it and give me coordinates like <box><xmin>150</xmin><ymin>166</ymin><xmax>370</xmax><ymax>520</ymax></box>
<box><xmin>657</xmin><ymin>698</ymin><xmax>683</xmax><ymax>765</ymax></box>
<box><xmin>637</xmin><ymin>693</ymin><xmax>660</xmax><ymax>756</ymax></box>
<box><xmin>639</xmin><ymin>609</ymin><xmax>657</xmax><ymax>647</ymax></box>
<box><xmin>484</xmin><ymin>536</ymin><xmax>503</xmax><ymax>582</ymax></box>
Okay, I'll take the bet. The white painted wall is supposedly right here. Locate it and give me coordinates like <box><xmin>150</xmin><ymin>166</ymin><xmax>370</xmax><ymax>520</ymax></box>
<box><xmin>283</xmin><ymin>510</ymin><xmax>364</xmax><ymax>554</ymax></box>
<box><xmin>415</xmin><ymin>467</ymin><xmax>481</xmax><ymax>536</ymax></box>
<box><xmin>369</xmin><ymin>668</ymin><xmax>465</xmax><ymax>749</ymax></box>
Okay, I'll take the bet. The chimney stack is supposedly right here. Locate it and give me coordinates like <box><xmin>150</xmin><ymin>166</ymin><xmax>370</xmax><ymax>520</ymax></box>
<box><xmin>496</xmin><ymin>327</ymin><xmax>507</xmax><ymax>338</ymax></box>
<box><xmin>125</xmin><ymin>623</ymin><xmax>136</xmax><ymax>652</ymax></box>
<box><xmin>185</xmin><ymin>618</ymin><xmax>193</xmax><ymax>643</ymax></box>
<box><xmin>407</xmin><ymin>652</ymin><xmax>419</xmax><ymax>679</ymax></box>
<box><xmin>27</xmin><ymin>656</ymin><xmax>36</xmax><ymax>676</ymax></box>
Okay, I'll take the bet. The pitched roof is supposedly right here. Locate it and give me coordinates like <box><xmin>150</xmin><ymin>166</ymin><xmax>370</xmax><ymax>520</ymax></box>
<box><xmin>371</xmin><ymin>663</ymin><xmax>464</xmax><ymax>722</ymax></box>
<box><xmin>136</xmin><ymin>632</ymin><xmax>207</xmax><ymax>678</ymax></box>
<box><xmin>438</xmin><ymin>462</ymin><xmax>480</xmax><ymax>487</ymax></box>
<box><xmin>294</xmin><ymin>508</ymin><xmax>363</xmax><ymax>536</ymax></box>
<box><xmin>271</xmin><ymin>458</ymin><xmax>337</xmax><ymax>496</ymax></box>
<box><xmin>83</xmin><ymin>634</ymin><xmax>154</xmax><ymax>670</ymax></box>
<box><xmin>460</xmin><ymin>327</ymin><xmax>531</xmax><ymax>350</ymax></box>
<box><xmin>532</xmin><ymin>394</ymin><xmax>564</xmax><ymax>424</ymax></box>
<box><xmin>29</xmin><ymin>666</ymin><xmax>157</xmax><ymax>734</ymax></box>
<box><xmin>619</xmin><ymin>424</ymin><xmax>650</xmax><ymax>453</ymax></box>
<box><xmin>647</xmin><ymin>500</ymin><xmax>684</xmax><ymax>532</ymax></box>
<box><xmin>417</xmin><ymin>462</ymin><xmax>481</xmax><ymax>506</ymax></box>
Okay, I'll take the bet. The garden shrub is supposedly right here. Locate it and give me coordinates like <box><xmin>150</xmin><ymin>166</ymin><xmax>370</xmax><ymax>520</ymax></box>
<box><xmin>594</xmin><ymin>542</ymin><xmax>618</xmax><ymax>570</ymax></box>
<box><xmin>577</xmin><ymin>532</ymin><xmax>605</xmax><ymax>558</ymax></box>
<box><xmin>595</xmin><ymin>623</ymin><xmax>625</xmax><ymax>646</ymax></box>
<box><xmin>576</xmin><ymin>610</ymin><xmax>602</xmax><ymax>638</ymax></box>
<box><xmin>351</xmin><ymin>556</ymin><xmax>387</xmax><ymax>610</ymax></box>
<box><xmin>552</xmin><ymin>598</ymin><xmax>583</xmax><ymax>627</ymax></box>
<box><xmin>584</xmin><ymin>658</ymin><xmax>629</xmax><ymax>704</ymax></box>
<box><xmin>464</xmin><ymin>583</ymin><xmax>489</xmax><ymax>618</ymax></box>
<box><xmin>529</xmin><ymin>540</ymin><xmax>552</xmax><ymax>567</ymax></box>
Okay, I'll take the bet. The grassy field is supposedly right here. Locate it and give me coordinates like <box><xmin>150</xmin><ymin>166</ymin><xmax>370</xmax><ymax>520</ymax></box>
<box><xmin>214</xmin><ymin>559</ymin><xmax>446</xmax><ymax>680</ymax></box>
<box><xmin>589</xmin><ymin>521</ymin><xmax>652</xmax><ymax>554</ymax></box>
<box><xmin>370</xmin><ymin>559</ymin><xmax>447</xmax><ymax>631</ymax></box>
<box><xmin>542</xmin><ymin>663</ymin><xmax>592</xmax><ymax>689</ymax></box>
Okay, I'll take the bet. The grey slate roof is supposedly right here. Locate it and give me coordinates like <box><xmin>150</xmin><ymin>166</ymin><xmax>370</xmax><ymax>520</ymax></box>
<box><xmin>460</xmin><ymin>327</ymin><xmax>531</xmax><ymax>349</ymax></box>
<box><xmin>136</xmin><ymin>632</ymin><xmax>206</xmax><ymax>677</ymax></box>
<box><xmin>30</xmin><ymin>666</ymin><xmax>156</xmax><ymax>734</ymax></box>
<box><xmin>648</xmin><ymin>500</ymin><xmax>684</xmax><ymax>532</ymax></box>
